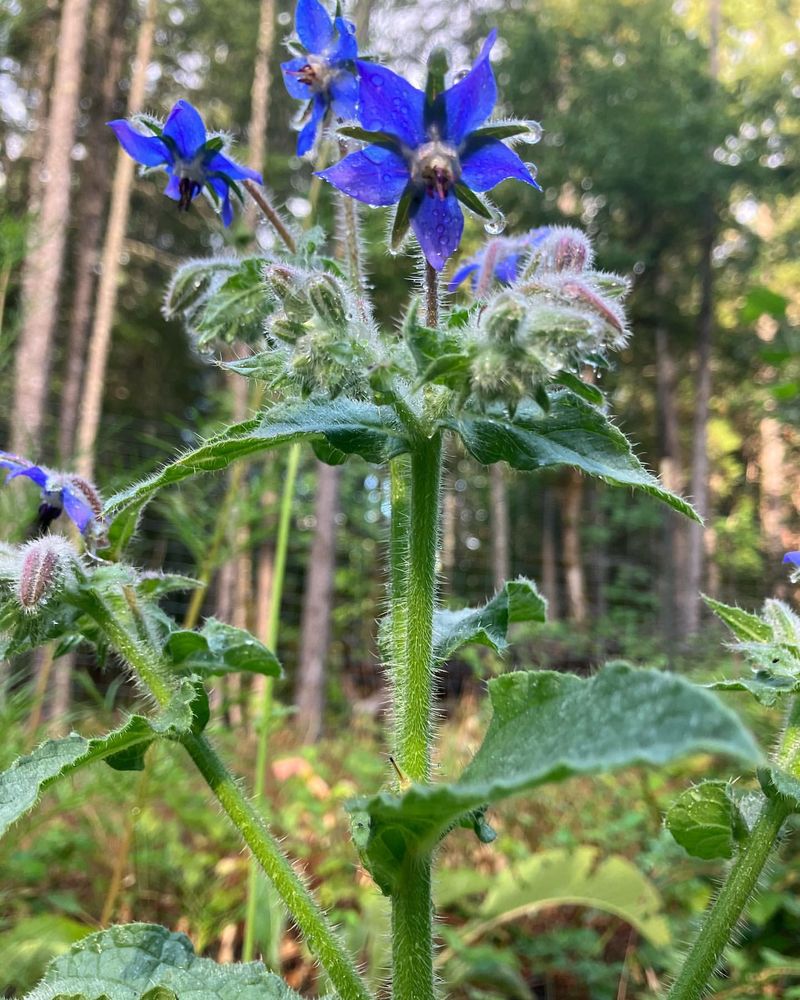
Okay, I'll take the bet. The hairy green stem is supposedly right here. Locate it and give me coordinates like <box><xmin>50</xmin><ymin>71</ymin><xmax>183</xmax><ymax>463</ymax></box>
<box><xmin>92</xmin><ymin>592</ymin><xmax>371</xmax><ymax>1000</ymax></box>
<box><xmin>243</xmin><ymin>440</ymin><xmax>301</xmax><ymax>962</ymax></box>
<box><xmin>388</xmin><ymin>456</ymin><xmax>411</xmax><ymax>765</ymax></box>
<box><xmin>391</xmin><ymin>856</ymin><xmax>435</xmax><ymax>1000</ymax></box>
<box><xmin>666</xmin><ymin>697</ymin><xmax>800</xmax><ymax>1000</ymax></box>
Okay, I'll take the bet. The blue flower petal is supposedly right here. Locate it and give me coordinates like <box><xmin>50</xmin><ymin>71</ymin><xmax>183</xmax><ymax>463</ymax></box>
<box><xmin>410</xmin><ymin>189</ymin><xmax>464</xmax><ymax>271</ymax></box>
<box><xmin>281</xmin><ymin>57</ymin><xmax>314</xmax><ymax>100</ymax></box>
<box><xmin>460</xmin><ymin>137</ymin><xmax>538</xmax><ymax>192</ymax></box>
<box><xmin>784</xmin><ymin>552</ymin><xmax>800</xmax><ymax>566</ymax></box>
<box><xmin>355</xmin><ymin>60</ymin><xmax>425</xmax><ymax>148</ymax></box>
<box><xmin>296</xmin><ymin>0</ymin><xmax>334</xmax><ymax>53</ymax></box>
<box><xmin>329</xmin><ymin>70</ymin><xmax>359</xmax><ymax>119</ymax></box>
<box><xmin>62</xmin><ymin>486</ymin><xmax>95</xmax><ymax>533</ymax></box>
<box><xmin>0</xmin><ymin>453</ymin><xmax>49</xmax><ymax>488</ymax></box>
<box><xmin>318</xmin><ymin>145</ymin><xmax>409</xmax><ymax>206</ymax></box>
<box><xmin>163</xmin><ymin>173</ymin><xmax>182</xmax><ymax>200</ymax></box>
<box><xmin>209</xmin><ymin>177</ymin><xmax>235</xmax><ymax>226</ymax></box>
<box><xmin>107</xmin><ymin>120</ymin><xmax>170</xmax><ymax>167</ymax></box>
<box><xmin>330</xmin><ymin>17</ymin><xmax>358</xmax><ymax>61</ymax></box>
<box><xmin>447</xmin><ymin>261</ymin><xmax>480</xmax><ymax>292</ymax></box>
<box><xmin>297</xmin><ymin>95</ymin><xmax>327</xmax><ymax>156</ymax></box>
<box><xmin>495</xmin><ymin>251</ymin><xmax>522</xmax><ymax>284</ymax></box>
<box><xmin>437</xmin><ymin>31</ymin><xmax>497</xmax><ymax>144</ymax></box>
<box><xmin>206</xmin><ymin>151</ymin><xmax>262</xmax><ymax>184</ymax></box>
<box><xmin>163</xmin><ymin>100</ymin><xmax>206</xmax><ymax>159</ymax></box>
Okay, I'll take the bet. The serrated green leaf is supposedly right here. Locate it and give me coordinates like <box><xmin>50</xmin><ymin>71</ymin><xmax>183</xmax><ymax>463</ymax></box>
<box><xmin>105</xmin><ymin>399</ymin><xmax>409</xmax><ymax>520</ymax></box>
<box><xmin>195</xmin><ymin>258</ymin><xmax>272</xmax><ymax>347</ymax></box>
<box><xmin>666</xmin><ymin>781</ymin><xmax>744</xmax><ymax>860</ymax></box>
<box><xmin>433</xmin><ymin>578</ymin><xmax>546</xmax><ymax>661</ymax></box>
<box><xmin>0</xmin><ymin>681</ymin><xmax>199</xmax><ymax>836</ymax></box>
<box><xmin>704</xmin><ymin>596</ymin><xmax>773</xmax><ymax>643</ymax></box>
<box><xmin>349</xmin><ymin>664</ymin><xmax>760</xmax><ymax>893</ymax></box>
<box><xmin>25</xmin><ymin>923</ymin><xmax>305</xmax><ymax>1000</ymax></box>
<box><xmin>165</xmin><ymin>618</ymin><xmax>281</xmax><ymax>679</ymax></box>
<box><xmin>445</xmin><ymin>393</ymin><xmax>699</xmax><ymax>521</ymax></box>
<box><xmin>477</xmin><ymin>847</ymin><xmax>670</xmax><ymax>947</ymax></box>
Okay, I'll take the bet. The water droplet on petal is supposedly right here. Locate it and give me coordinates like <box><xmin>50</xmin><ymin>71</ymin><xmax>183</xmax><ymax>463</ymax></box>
<box><xmin>524</xmin><ymin>161</ymin><xmax>539</xmax><ymax>181</ymax></box>
<box><xmin>519</xmin><ymin>120</ymin><xmax>543</xmax><ymax>145</ymax></box>
<box><xmin>453</xmin><ymin>68</ymin><xmax>470</xmax><ymax>83</ymax></box>
<box><xmin>484</xmin><ymin>213</ymin><xmax>506</xmax><ymax>236</ymax></box>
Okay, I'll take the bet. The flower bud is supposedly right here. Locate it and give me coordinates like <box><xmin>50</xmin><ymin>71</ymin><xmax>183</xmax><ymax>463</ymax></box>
<box><xmin>308</xmin><ymin>274</ymin><xmax>348</xmax><ymax>329</ymax></box>
<box><xmin>263</xmin><ymin>264</ymin><xmax>312</xmax><ymax>321</ymax></box>
<box><xmin>269</xmin><ymin>312</ymin><xmax>307</xmax><ymax>344</ymax></box>
<box><xmin>16</xmin><ymin>537</ymin><xmax>78</xmax><ymax>613</ymax></box>
<box><xmin>483</xmin><ymin>291</ymin><xmax>526</xmax><ymax>342</ymax></box>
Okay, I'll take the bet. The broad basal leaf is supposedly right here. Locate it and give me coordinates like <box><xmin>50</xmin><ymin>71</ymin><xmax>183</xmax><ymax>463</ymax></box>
<box><xmin>475</xmin><ymin>847</ymin><xmax>670</xmax><ymax>947</ymax></box>
<box><xmin>666</xmin><ymin>780</ymin><xmax>749</xmax><ymax>860</ymax></box>
<box><xmin>0</xmin><ymin>681</ymin><xmax>199</xmax><ymax>837</ymax></box>
<box><xmin>25</xmin><ymin>923</ymin><xmax>304</xmax><ymax>1000</ymax></box>
<box><xmin>433</xmin><ymin>578</ymin><xmax>546</xmax><ymax>661</ymax></box>
<box><xmin>166</xmin><ymin>618</ymin><xmax>281</xmax><ymax>678</ymax></box>
<box><xmin>106</xmin><ymin>399</ymin><xmax>409</xmax><ymax>519</ymax></box>
<box><xmin>445</xmin><ymin>393</ymin><xmax>698</xmax><ymax>521</ymax></box>
<box><xmin>350</xmin><ymin>663</ymin><xmax>760</xmax><ymax>893</ymax></box>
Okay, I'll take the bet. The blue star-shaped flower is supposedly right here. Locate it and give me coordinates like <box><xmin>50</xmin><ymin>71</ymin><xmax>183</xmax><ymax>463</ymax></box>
<box><xmin>449</xmin><ymin>228</ymin><xmax>550</xmax><ymax>293</ymax></box>
<box><xmin>784</xmin><ymin>552</ymin><xmax>800</xmax><ymax>567</ymax></box>
<box><xmin>0</xmin><ymin>452</ymin><xmax>107</xmax><ymax>541</ymax></box>
<box><xmin>281</xmin><ymin>0</ymin><xmax>359</xmax><ymax>157</ymax></box>
<box><xmin>317</xmin><ymin>30</ymin><xmax>540</xmax><ymax>271</ymax></box>
<box><xmin>108</xmin><ymin>100</ymin><xmax>262</xmax><ymax>226</ymax></box>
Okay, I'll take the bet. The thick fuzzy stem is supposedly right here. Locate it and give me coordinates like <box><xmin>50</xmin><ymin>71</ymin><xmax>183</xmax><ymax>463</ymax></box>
<box><xmin>392</xmin><ymin>856</ymin><xmax>436</xmax><ymax>1000</ymax></box>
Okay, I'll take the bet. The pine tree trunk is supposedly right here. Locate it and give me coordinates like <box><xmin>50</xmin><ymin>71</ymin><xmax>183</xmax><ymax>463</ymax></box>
<box><xmin>74</xmin><ymin>0</ymin><xmax>157</xmax><ymax>479</ymax></box>
<box><xmin>12</xmin><ymin>0</ymin><xmax>91</xmax><ymax>454</ymax></box>
<box><xmin>247</xmin><ymin>0</ymin><xmax>275</xmax><ymax>180</ymax></box>
<box><xmin>759</xmin><ymin>416</ymin><xmax>786</xmax><ymax>562</ymax></box>
<box><xmin>59</xmin><ymin>0</ymin><xmax>129</xmax><ymax>463</ymax></box>
<box><xmin>561</xmin><ymin>469</ymin><xmax>587</xmax><ymax>623</ymax></box>
<box><xmin>295</xmin><ymin>461</ymin><xmax>340</xmax><ymax>742</ymax></box>
<box><xmin>489</xmin><ymin>464</ymin><xmax>510</xmax><ymax>591</ymax></box>
<box><xmin>541</xmin><ymin>487</ymin><xmax>560</xmax><ymax>620</ymax></box>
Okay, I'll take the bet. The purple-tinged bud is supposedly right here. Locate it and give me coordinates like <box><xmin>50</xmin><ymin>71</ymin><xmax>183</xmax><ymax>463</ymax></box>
<box><xmin>16</xmin><ymin>537</ymin><xmax>78</xmax><ymax>613</ymax></box>
<box><xmin>551</xmin><ymin>232</ymin><xmax>590</xmax><ymax>272</ymax></box>
<box><xmin>483</xmin><ymin>292</ymin><xmax>526</xmax><ymax>342</ymax></box>
<box><xmin>560</xmin><ymin>280</ymin><xmax>626</xmax><ymax>336</ymax></box>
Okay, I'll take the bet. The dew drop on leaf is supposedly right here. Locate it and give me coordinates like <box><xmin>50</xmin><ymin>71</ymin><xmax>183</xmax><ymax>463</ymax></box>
<box><xmin>519</xmin><ymin>120</ymin><xmax>543</xmax><ymax>144</ymax></box>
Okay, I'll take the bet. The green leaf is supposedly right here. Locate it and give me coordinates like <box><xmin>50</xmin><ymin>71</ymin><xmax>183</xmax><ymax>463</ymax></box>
<box><xmin>666</xmin><ymin>781</ymin><xmax>748</xmax><ymax>860</ymax></box>
<box><xmin>416</xmin><ymin>351</ymin><xmax>473</xmax><ymax>390</ymax></box>
<box><xmin>220</xmin><ymin>350</ymin><xmax>290</xmax><ymax>384</ymax></box>
<box><xmin>433</xmin><ymin>578</ymin><xmax>546</xmax><ymax>661</ymax></box>
<box><xmin>164</xmin><ymin>258</ymin><xmax>237</xmax><ymax>320</ymax></box>
<box><xmin>194</xmin><ymin>258</ymin><xmax>273</xmax><ymax>347</ymax></box>
<box><xmin>758</xmin><ymin>766</ymin><xmax>800</xmax><ymax>811</ymax></box>
<box><xmin>707</xmin><ymin>673</ymin><xmax>800</xmax><ymax>707</ymax></box>
<box><xmin>445</xmin><ymin>392</ymin><xmax>699</xmax><ymax>521</ymax></box>
<box><xmin>475</xmin><ymin>847</ymin><xmax>670</xmax><ymax>947</ymax></box>
<box><xmin>552</xmin><ymin>370</ymin><xmax>605</xmax><ymax>405</ymax></box>
<box><xmin>704</xmin><ymin>596</ymin><xmax>773</xmax><ymax>643</ymax></box>
<box><xmin>105</xmin><ymin>399</ymin><xmax>409</xmax><ymax>520</ymax></box>
<box><xmin>25</xmin><ymin>923</ymin><xmax>305</xmax><ymax>1000</ymax></box>
<box><xmin>349</xmin><ymin>664</ymin><xmax>760</xmax><ymax>893</ymax></box>
<box><xmin>0</xmin><ymin>680</ymin><xmax>199</xmax><ymax>836</ymax></box>
<box><xmin>137</xmin><ymin>573</ymin><xmax>201</xmax><ymax>598</ymax></box>
<box><xmin>165</xmin><ymin>618</ymin><xmax>281</xmax><ymax>679</ymax></box>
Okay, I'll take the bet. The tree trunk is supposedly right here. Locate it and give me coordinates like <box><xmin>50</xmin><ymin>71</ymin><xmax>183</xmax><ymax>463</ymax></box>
<box><xmin>489</xmin><ymin>464</ymin><xmax>510</xmax><ymax>591</ymax></box>
<box><xmin>541</xmin><ymin>487</ymin><xmax>560</xmax><ymax>620</ymax></box>
<box><xmin>74</xmin><ymin>0</ymin><xmax>157</xmax><ymax>479</ymax></box>
<box><xmin>561</xmin><ymin>469</ymin><xmax>587</xmax><ymax>623</ymax></box>
<box><xmin>59</xmin><ymin>0</ymin><xmax>129</xmax><ymax>463</ymax></box>
<box><xmin>12</xmin><ymin>0</ymin><xmax>91</xmax><ymax>454</ymax></box>
<box><xmin>247</xmin><ymin>0</ymin><xmax>275</xmax><ymax>180</ymax></box>
<box><xmin>295</xmin><ymin>461</ymin><xmax>340</xmax><ymax>742</ymax></box>
<box><xmin>20</xmin><ymin>3</ymin><xmax>59</xmax><ymax>210</ymax></box>
<box><xmin>759</xmin><ymin>416</ymin><xmax>786</xmax><ymax>561</ymax></box>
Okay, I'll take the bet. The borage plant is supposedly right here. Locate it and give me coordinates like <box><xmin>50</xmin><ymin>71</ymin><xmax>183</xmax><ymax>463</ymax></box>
<box><xmin>3</xmin><ymin>6</ymin><xmax>799</xmax><ymax>1000</ymax></box>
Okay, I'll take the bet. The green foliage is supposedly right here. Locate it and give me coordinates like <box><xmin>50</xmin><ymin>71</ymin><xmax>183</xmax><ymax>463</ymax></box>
<box><xmin>24</xmin><ymin>923</ymin><xmax>305</xmax><ymax>999</ymax></box>
<box><xmin>666</xmin><ymin>780</ymin><xmax>754</xmax><ymax>860</ymax></box>
<box><xmin>0</xmin><ymin>679</ymin><xmax>203</xmax><ymax>837</ymax></box>
<box><xmin>165</xmin><ymin>618</ymin><xmax>281</xmax><ymax>679</ymax></box>
<box><xmin>351</xmin><ymin>664</ymin><xmax>760</xmax><ymax>894</ymax></box>
<box><xmin>432</xmin><ymin>578</ymin><xmax>547</xmax><ymax>661</ymax></box>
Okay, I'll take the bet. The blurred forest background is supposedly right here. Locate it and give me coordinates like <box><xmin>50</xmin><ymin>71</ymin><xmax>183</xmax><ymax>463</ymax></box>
<box><xmin>0</xmin><ymin>0</ymin><xmax>799</xmax><ymax>996</ymax></box>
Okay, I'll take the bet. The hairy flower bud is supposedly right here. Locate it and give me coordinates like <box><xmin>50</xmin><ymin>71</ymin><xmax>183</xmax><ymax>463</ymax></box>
<box><xmin>483</xmin><ymin>291</ymin><xmax>526</xmax><ymax>342</ymax></box>
<box><xmin>269</xmin><ymin>312</ymin><xmax>307</xmax><ymax>344</ymax></box>
<box><xmin>264</xmin><ymin>264</ymin><xmax>312</xmax><ymax>321</ymax></box>
<box><xmin>525</xmin><ymin>226</ymin><xmax>594</xmax><ymax>277</ymax></box>
<box><xmin>16</xmin><ymin>537</ymin><xmax>78</xmax><ymax>613</ymax></box>
<box><xmin>308</xmin><ymin>274</ymin><xmax>348</xmax><ymax>329</ymax></box>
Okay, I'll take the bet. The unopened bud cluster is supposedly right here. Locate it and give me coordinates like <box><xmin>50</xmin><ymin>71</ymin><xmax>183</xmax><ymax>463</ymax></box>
<box><xmin>263</xmin><ymin>264</ymin><xmax>382</xmax><ymax>398</ymax></box>
<box><xmin>465</xmin><ymin>226</ymin><xmax>630</xmax><ymax>409</ymax></box>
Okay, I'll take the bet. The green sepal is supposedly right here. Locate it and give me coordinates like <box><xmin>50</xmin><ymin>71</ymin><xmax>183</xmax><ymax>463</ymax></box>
<box><xmin>454</xmin><ymin>182</ymin><xmax>492</xmax><ymax>220</ymax></box>
<box><xmin>425</xmin><ymin>47</ymin><xmax>448</xmax><ymax>104</ymax></box>
<box><xmin>337</xmin><ymin>125</ymin><xmax>397</xmax><ymax>146</ymax></box>
<box><xmin>471</xmin><ymin>122</ymin><xmax>533</xmax><ymax>142</ymax></box>
<box><xmin>391</xmin><ymin>188</ymin><xmax>413</xmax><ymax>250</ymax></box>
<box><xmin>415</xmin><ymin>352</ymin><xmax>472</xmax><ymax>390</ymax></box>
<box><xmin>553</xmin><ymin>370</ymin><xmax>605</xmax><ymax>405</ymax></box>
